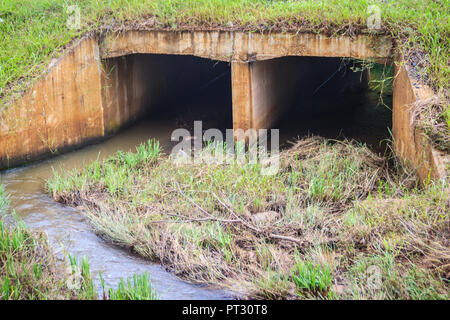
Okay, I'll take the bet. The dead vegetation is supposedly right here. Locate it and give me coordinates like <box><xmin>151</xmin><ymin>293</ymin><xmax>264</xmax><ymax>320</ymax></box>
<box><xmin>412</xmin><ymin>95</ymin><xmax>450</xmax><ymax>153</ymax></box>
<box><xmin>47</xmin><ymin>137</ymin><xmax>449</xmax><ymax>299</ymax></box>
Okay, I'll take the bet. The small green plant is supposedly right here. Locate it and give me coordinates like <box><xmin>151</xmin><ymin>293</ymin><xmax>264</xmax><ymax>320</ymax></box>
<box><xmin>0</xmin><ymin>185</ymin><xmax>9</xmax><ymax>214</ymax></box>
<box><xmin>67</xmin><ymin>254</ymin><xmax>96</xmax><ymax>299</ymax></box>
<box><xmin>101</xmin><ymin>272</ymin><xmax>158</xmax><ymax>300</ymax></box>
<box><xmin>117</xmin><ymin>139</ymin><xmax>161</xmax><ymax>168</ymax></box>
<box><xmin>255</xmin><ymin>270</ymin><xmax>291</xmax><ymax>299</ymax></box>
<box><xmin>291</xmin><ymin>260</ymin><xmax>333</xmax><ymax>297</ymax></box>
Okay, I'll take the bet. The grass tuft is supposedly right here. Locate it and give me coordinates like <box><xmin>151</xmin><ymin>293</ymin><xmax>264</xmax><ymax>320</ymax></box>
<box><xmin>101</xmin><ymin>272</ymin><xmax>158</xmax><ymax>300</ymax></box>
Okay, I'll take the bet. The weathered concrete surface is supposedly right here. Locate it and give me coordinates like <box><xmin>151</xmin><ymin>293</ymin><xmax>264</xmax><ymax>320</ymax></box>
<box><xmin>393</xmin><ymin>62</ymin><xmax>448</xmax><ymax>181</ymax></box>
<box><xmin>0</xmin><ymin>37</ymin><xmax>104</xmax><ymax>168</ymax></box>
<box><xmin>101</xmin><ymin>54</ymin><xmax>157</xmax><ymax>134</ymax></box>
<box><xmin>231</xmin><ymin>61</ymin><xmax>253</xmax><ymax>135</ymax></box>
<box><xmin>100</xmin><ymin>31</ymin><xmax>393</xmax><ymax>63</ymax></box>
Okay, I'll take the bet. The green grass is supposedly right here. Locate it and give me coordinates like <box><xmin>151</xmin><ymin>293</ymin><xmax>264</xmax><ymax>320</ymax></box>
<box><xmin>66</xmin><ymin>254</ymin><xmax>96</xmax><ymax>299</ymax></box>
<box><xmin>0</xmin><ymin>184</ymin><xmax>9</xmax><ymax>214</ymax></box>
<box><xmin>291</xmin><ymin>260</ymin><xmax>333</xmax><ymax>298</ymax></box>
<box><xmin>346</xmin><ymin>248</ymin><xmax>448</xmax><ymax>300</ymax></box>
<box><xmin>46</xmin><ymin>137</ymin><xmax>449</xmax><ymax>299</ymax></box>
<box><xmin>101</xmin><ymin>272</ymin><xmax>158</xmax><ymax>300</ymax></box>
<box><xmin>0</xmin><ymin>0</ymin><xmax>449</xmax><ymax>113</ymax></box>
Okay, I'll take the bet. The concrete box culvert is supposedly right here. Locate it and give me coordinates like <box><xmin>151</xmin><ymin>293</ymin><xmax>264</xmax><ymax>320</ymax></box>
<box><xmin>0</xmin><ymin>31</ymin><xmax>445</xmax><ymax>182</ymax></box>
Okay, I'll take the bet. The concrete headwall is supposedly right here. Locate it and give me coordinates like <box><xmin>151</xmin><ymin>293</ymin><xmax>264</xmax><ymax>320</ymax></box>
<box><xmin>393</xmin><ymin>63</ymin><xmax>448</xmax><ymax>181</ymax></box>
<box><xmin>100</xmin><ymin>31</ymin><xmax>392</xmax><ymax>63</ymax></box>
<box><xmin>0</xmin><ymin>30</ymin><xmax>444</xmax><ymax>182</ymax></box>
<box><xmin>0</xmin><ymin>37</ymin><xmax>103</xmax><ymax>168</ymax></box>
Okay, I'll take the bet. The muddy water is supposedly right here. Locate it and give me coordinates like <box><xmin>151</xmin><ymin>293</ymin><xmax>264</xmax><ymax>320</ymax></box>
<box><xmin>0</xmin><ymin>116</ymin><xmax>233</xmax><ymax>299</ymax></box>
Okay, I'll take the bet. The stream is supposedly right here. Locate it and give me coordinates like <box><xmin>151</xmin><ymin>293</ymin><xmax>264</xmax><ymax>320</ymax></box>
<box><xmin>0</xmin><ymin>116</ymin><xmax>234</xmax><ymax>299</ymax></box>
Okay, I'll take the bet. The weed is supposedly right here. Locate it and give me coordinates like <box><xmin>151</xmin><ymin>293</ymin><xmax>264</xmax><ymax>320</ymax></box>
<box><xmin>100</xmin><ymin>272</ymin><xmax>158</xmax><ymax>300</ymax></box>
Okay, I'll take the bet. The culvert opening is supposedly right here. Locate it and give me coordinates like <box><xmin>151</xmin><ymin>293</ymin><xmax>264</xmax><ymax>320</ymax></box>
<box><xmin>258</xmin><ymin>57</ymin><xmax>393</xmax><ymax>154</ymax></box>
<box><xmin>101</xmin><ymin>54</ymin><xmax>233</xmax><ymax>142</ymax></box>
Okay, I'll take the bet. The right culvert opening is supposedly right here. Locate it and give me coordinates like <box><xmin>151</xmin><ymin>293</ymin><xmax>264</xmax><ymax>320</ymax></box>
<box><xmin>252</xmin><ymin>56</ymin><xmax>393</xmax><ymax>154</ymax></box>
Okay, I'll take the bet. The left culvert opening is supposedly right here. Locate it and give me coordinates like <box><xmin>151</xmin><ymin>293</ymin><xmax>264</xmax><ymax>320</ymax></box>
<box><xmin>101</xmin><ymin>54</ymin><xmax>233</xmax><ymax>144</ymax></box>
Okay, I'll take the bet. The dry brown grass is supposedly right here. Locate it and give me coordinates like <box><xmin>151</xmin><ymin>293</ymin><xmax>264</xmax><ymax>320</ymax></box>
<box><xmin>47</xmin><ymin>137</ymin><xmax>449</xmax><ymax>299</ymax></box>
<box><xmin>412</xmin><ymin>95</ymin><xmax>450</xmax><ymax>153</ymax></box>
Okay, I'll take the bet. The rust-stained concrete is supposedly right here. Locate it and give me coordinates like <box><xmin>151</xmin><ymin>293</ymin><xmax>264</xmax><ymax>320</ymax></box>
<box><xmin>0</xmin><ymin>30</ymin><xmax>445</xmax><ymax>182</ymax></box>
<box><xmin>231</xmin><ymin>61</ymin><xmax>253</xmax><ymax>135</ymax></box>
<box><xmin>393</xmin><ymin>62</ymin><xmax>448</xmax><ymax>181</ymax></box>
<box><xmin>0</xmin><ymin>37</ymin><xmax>104</xmax><ymax>168</ymax></box>
<box><xmin>100</xmin><ymin>31</ymin><xmax>393</xmax><ymax>63</ymax></box>
<box><xmin>101</xmin><ymin>54</ymin><xmax>156</xmax><ymax>134</ymax></box>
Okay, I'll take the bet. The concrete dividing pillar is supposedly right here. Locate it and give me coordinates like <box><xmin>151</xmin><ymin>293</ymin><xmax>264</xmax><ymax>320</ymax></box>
<box><xmin>231</xmin><ymin>62</ymin><xmax>253</xmax><ymax>134</ymax></box>
<box><xmin>249</xmin><ymin>59</ymin><xmax>302</xmax><ymax>130</ymax></box>
<box><xmin>231</xmin><ymin>59</ymin><xmax>297</xmax><ymax>135</ymax></box>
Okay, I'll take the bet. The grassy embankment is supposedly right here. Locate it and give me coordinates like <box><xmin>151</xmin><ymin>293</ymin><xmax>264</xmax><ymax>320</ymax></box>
<box><xmin>0</xmin><ymin>185</ymin><xmax>158</xmax><ymax>300</ymax></box>
<box><xmin>0</xmin><ymin>0</ymin><xmax>449</xmax><ymax>144</ymax></box>
<box><xmin>47</xmin><ymin>138</ymin><xmax>449</xmax><ymax>299</ymax></box>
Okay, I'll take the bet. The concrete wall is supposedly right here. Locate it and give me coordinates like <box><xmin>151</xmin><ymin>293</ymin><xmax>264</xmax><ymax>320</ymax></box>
<box><xmin>101</xmin><ymin>54</ymin><xmax>231</xmax><ymax>134</ymax></box>
<box><xmin>0</xmin><ymin>37</ymin><xmax>103</xmax><ymax>168</ymax></box>
<box><xmin>393</xmin><ymin>63</ymin><xmax>448</xmax><ymax>181</ymax></box>
<box><xmin>101</xmin><ymin>54</ymin><xmax>175</xmax><ymax>134</ymax></box>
